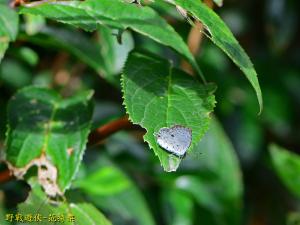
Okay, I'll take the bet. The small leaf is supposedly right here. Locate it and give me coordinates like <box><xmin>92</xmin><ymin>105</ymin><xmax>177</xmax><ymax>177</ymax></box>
<box><xmin>161</xmin><ymin>189</ymin><xmax>194</xmax><ymax>225</ymax></box>
<box><xmin>98</xmin><ymin>27</ymin><xmax>134</xmax><ymax>84</ymax></box>
<box><xmin>270</xmin><ymin>144</ymin><xmax>300</xmax><ymax>198</ymax></box>
<box><xmin>171</xmin><ymin>0</ymin><xmax>263</xmax><ymax>113</ymax></box>
<box><xmin>77</xmin><ymin>158</ymin><xmax>155</xmax><ymax>225</ymax></box>
<box><xmin>24</xmin><ymin>14</ymin><xmax>45</xmax><ymax>35</ymax></box>
<box><xmin>0</xmin><ymin>4</ymin><xmax>19</xmax><ymax>62</ymax></box>
<box><xmin>121</xmin><ymin>51</ymin><xmax>216</xmax><ymax>171</ymax></box>
<box><xmin>19</xmin><ymin>26</ymin><xmax>109</xmax><ymax>79</ymax></box>
<box><xmin>19</xmin><ymin>0</ymin><xmax>204</xmax><ymax>81</ymax></box>
<box><xmin>13</xmin><ymin>47</ymin><xmax>39</xmax><ymax>66</ymax></box>
<box><xmin>74</xmin><ymin>166</ymin><xmax>131</xmax><ymax>196</ymax></box>
<box><xmin>5</xmin><ymin>86</ymin><xmax>94</xmax><ymax>196</ymax></box>
<box><xmin>18</xmin><ymin>180</ymin><xmax>112</xmax><ymax>225</ymax></box>
<box><xmin>0</xmin><ymin>59</ymin><xmax>32</xmax><ymax>89</ymax></box>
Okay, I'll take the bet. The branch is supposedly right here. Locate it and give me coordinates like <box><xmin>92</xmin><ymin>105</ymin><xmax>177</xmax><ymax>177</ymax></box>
<box><xmin>88</xmin><ymin>116</ymin><xmax>134</xmax><ymax>146</ymax></box>
<box><xmin>0</xmin><ymin>169</ymin><xmax>12</xmax><ymax>183</ymax></box>
<box><xmin>0</xmin><ymin>116</ymin><xmax>134</xmax><ymax>183</ymax></box>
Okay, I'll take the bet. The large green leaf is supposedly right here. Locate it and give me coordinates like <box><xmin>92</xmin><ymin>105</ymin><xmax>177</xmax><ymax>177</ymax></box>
<box><xmin>170</xmin><ymin>0</ymin><xmax>263</xmax><ymax>113</ymax></box>
<box><xmin>19</xmin><ymin>0</ymin><xmax>205</xmax><ymax>81</ymax></box>
<box><xmin>186</xmin><ymin>119</ymin><xmax>242</xmax><ymax>224</ymax></box>
<box><xmin>0</xmin><ymin>4</ymin><xmax>19</xmax><ymax>62</ymax></box>
<box><xmin>121</xmin><ymin>51</ymin><xmax>216</xmax><ymax>171</ymax></box>
<box><xmin>5</xmin><ymin>86</ymin><xmax>94</xmax><ymax>196</ymax></box>
<box><xmin>75</xmin><ymin>157</ymin><xmax>155</xmax><ymax>225</ymax></box>
<box><xmin>270</xmin><ymin>144</ymin><xmax>300</xmax><ymax>198</ymax></box>
<box><xmin>160</xmin><ymin>118</ymin><xmax>243</xmax><ymax>225</ymax></box>
<box><xmin>18</xmin><ymin>180</ymin><xmax>112</xmax><ymax>225</ymax></box>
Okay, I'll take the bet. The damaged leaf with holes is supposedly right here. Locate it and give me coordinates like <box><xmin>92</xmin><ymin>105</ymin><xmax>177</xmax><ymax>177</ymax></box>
<box><xmin>5</xmin><ymin>86</ymin><xmax>94</xmax><ymax>196</ymax></box>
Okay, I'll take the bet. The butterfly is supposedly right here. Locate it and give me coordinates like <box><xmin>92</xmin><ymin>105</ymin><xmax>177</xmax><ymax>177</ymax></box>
<box><xmin>155</xmin><ymin>125</ymin><xmax>192</xmax><ymax>157</ymax></box>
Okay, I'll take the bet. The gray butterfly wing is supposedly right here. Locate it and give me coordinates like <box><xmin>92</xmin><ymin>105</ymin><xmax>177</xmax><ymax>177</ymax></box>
<box><xmin>156</xmin><ymin>125</ymin><xmax>192</xmax><ymax>157</ymax></box>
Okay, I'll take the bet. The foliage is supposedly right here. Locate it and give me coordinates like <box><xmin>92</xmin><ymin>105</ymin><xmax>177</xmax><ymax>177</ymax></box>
<box><xmin>122</xmin><ymin>51</ymin><xmax>216</xmax><ymax>171</ymax></box>
<box><xmin>0</xmin><ymin>0</ymin><xmax>299</xmax><ymax>224</ymax></box>
<box><xmin>270</xmin><ymin>144</ymin><xmax>300</xmax><ymax>198</ymax></box>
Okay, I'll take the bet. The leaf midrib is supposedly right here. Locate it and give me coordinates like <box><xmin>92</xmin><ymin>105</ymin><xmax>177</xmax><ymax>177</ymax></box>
<box><xmin>166</xmin><ymin>65</ymin><xmax>172</xmax><ymax>126</ymax></box>
<box><xmin>43</xmin><ymin>102</ymin><xmax>59</xmax><ymax>154</ymax></box>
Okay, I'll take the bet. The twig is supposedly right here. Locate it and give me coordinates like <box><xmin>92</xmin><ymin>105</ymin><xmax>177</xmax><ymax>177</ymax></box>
<box><xmin>181</xmin><ymin>0</ymin><xmax>214</xmax><ymax>75</ymax></box>
<box><xmin>0</xmin><ymin>116</ymin><xmax>134</xmax><ymax>184</ymax></box>
<box><xmin>88</xmin><ymin>116</ymin><xmax>134</xmax><ymax>146</ymax></box>
<box><xmin>0</xmin><ymin>169</ymin><xmax>12</xmax><ymax>183</ymax></box>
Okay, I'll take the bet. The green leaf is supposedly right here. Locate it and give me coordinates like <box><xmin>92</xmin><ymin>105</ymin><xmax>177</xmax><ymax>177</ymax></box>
<box><xmin>19</xmin><ymin>0</ymin><xmax>205</xmax><ymax>81</ymax></box>
<box><xmin>160</xmin><ymin>118</ymin><xmax>243</xmax><ymax>225</ymax></box>
<box><xmin>171</xmin><ymin>0</ymin><xmax>263</xmax><ymax>113</ymax></box>
<box><xmin>71</xmin><ymin>203</ymin><xmax>112</xmax><ymax>225</ymax></box>
<box><xmin>172</xmin><ymin>175</ymin><xmax>222</xmax><ymax>212</ymax></box>
<box><xmin>98</xmin><ymin>27</ymin><xmax>134</xmax><ymax>84</ymax></box>
<box><xmin>0</xmin><ymin>4</ymin><xmax>19</xmax><ymax>62</ymax></box>
<box><xmin>74</xmin><ymin>166</ymin><xmax>131</xmax><ymax>196</ymax></box>
<box><xmin>19</xmin><ymin>26</ymin><xmax>109</xmax><ymax>78</ymax></box>
<box><xmin>5</xmin><ymin>86</ymin><xmax>94</xmax><ymax>196</ymax></box>
<box><xmin>24</xmin><ymin>14</ymin><xmax>45</xmax><ymax>35</ymax></box>
<box><xmin>13</xmin><ymin>47</ymin><xmax>39</xmax><ymax>66</ymax></box>
<box><xmin>18</xmin><ymin>180</ymin><xmax>112</xmax><ymax>225</ymax></box>
<box><xmin>270</xmin><ymin>144</ymin><xmax>300</xmax><ymax>198</ymax></box>
<box><xmin>193</xmin><ymin>118</ymin><xmax>243</xmax><ymax>225</ymax></box>
<box><xmin>161</xmin><ymin>189</ymin><xmax>194</xmax><ymax>225</ymax></box>
<box><xmin>0</xmin><ymin>43</ymin><xmax>8</xmax><ymax>62</ymax></box>
<box><xmin>287</xmin><ymin>212</ymin><xmax>300</xmax><ymax>225</ymax></box>
<box><xmin>0</xmin><ymin>59</ymin><xmax>32</xmax><ymax>89</ymax></box>
<box><xmin>76</xmin><ymin>158</ymin><xmax>155</xmax><ymax>225</ymax></box>
<box><xmin>121</xmin><ymin>51</ymin><xmax>216</xmax><ymax>171</ymax></box>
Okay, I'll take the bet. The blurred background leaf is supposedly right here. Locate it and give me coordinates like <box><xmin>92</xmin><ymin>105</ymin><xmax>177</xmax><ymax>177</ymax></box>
<box><xmin>0</xmin><ymin>0</ymin><xmax>300</xmax><ymax>225</ymax></box>
<box><xmin>74</xmin><ymin>156</ymin><xmax>155</xmax><ymax>225</ymax></box>
<box><xmin>159</xmin><ymin>118</ymin><xmax>242</xmax><ymax>225</ymax></box>
<box><xmin>0</xmin><ymin>4</ymin><xmax>19</xmax><ymax>62</ymax></box>
<box><xmin>270</xmin><ymin>144</ymin><xmax>300</xmax><ymax>198</ymax></box>
<box><xmin>18</xmin><ymin>179</ymin><xmax>112</xmax><ymax>225</ymax></box>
